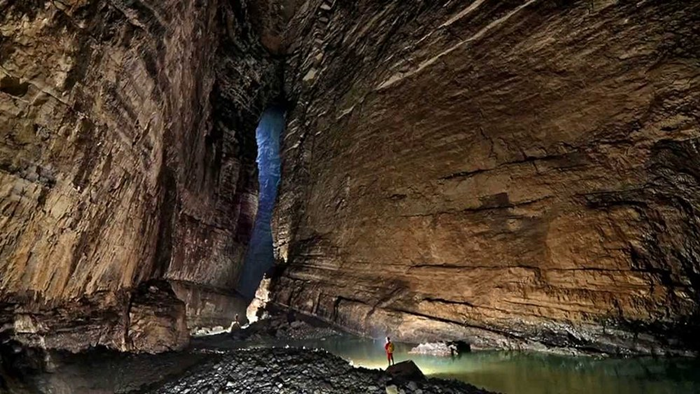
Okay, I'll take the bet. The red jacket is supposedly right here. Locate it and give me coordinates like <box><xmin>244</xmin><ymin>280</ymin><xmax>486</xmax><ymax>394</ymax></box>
<box><xmin>385</xmin><ymin>342</ymin><xmax>394</xmax><ymax>354</ymax></box>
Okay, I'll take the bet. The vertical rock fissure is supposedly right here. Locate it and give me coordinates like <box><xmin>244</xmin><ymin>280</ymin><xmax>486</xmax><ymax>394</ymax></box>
<box><xmin>237</xmin><ymin>106</ymin><xmax>286</xmax><ymax>301</ymax></box>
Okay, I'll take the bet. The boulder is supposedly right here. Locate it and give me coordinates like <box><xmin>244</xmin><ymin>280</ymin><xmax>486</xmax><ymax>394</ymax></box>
<box><xmin>386</xmin><ymin>360</ymin><xmax>425</xmax><ymax>382</ymax></box>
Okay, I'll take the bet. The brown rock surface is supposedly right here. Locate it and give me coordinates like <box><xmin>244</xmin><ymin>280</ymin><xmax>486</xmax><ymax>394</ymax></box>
<box><xmin>127</xmin><ymin>281</ymin><xmax>189</xmax><ymax>353</ymax></box>
<box><xmin>2</xmin><ymin>0</ymin><xmax>700</xmax><ymax>357</ymax></box>
<box><xmin>271</xmin><ymin>0</ymin><xmax>700</xmax><ymax>354</ymax></box>
<box><xmin>0</xmin><ymin>0</ymin><xmax>281</xmax><ymax>352</ymax></box>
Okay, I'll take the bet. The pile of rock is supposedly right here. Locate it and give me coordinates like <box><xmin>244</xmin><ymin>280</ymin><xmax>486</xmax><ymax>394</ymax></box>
<box><xmin>228</xmin><ymin>314</ymin><xmax>341</xmax><ymax>342</ymax></box>
<box><xmin>191</xmin><ymin>326</ymin><xmax>229</xmax><ymax>337</ymax></box>
<box><xmin>189</xmin><ymin>313</ymin><xmax>343</xmax><ymax>351</ymax></box>
<box><xmin>148</xmin><ymin>348</ymin><xmax>493</xmax><ymax>394</ymax></box>
<box><xmin>274</xmin><ymin>319</ymin><xmax>341</xmax><ymax>341</ymax></box>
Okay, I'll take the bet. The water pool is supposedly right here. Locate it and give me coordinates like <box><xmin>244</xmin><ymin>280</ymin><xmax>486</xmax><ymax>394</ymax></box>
<box><xmin>256</xmin><ymin>336</ymin><xmax>700</xmax><ymax>394</ymax></box>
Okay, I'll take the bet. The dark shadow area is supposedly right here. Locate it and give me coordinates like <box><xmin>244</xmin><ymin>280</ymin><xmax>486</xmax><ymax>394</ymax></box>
<box><xmin>237</xmin><ymin>105</ymin><xmax>286</xmax><ymax>300</ymax></box>
<box><xmin>0</xmin><ymin>341</ymin><xmax>210</xmax><ymax>394</ymax></box>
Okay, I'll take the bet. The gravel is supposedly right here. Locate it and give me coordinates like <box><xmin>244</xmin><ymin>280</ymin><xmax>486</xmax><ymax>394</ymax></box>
<box><xmin>145</xmin><ymin>347</ymin><xmax>493</xmax><ymax>394</ymax></box>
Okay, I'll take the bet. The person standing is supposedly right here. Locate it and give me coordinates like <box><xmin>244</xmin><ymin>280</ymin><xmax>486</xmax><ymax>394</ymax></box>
<box><xmin>229</xmin><ymin>314</ymin><xmax>241</xmax><ymax>333</ymax></box>
<box><xmin>385</xmin><ymin>337</ymin><xmax>395</xmax><ymax>367</ymax></box>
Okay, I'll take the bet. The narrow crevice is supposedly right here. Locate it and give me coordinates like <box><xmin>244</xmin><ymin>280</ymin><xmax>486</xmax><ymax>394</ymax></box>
<box><xmin>237</xmin><ymin>105</ymin><xmax>287</xmax><ymax>300</ymax></box>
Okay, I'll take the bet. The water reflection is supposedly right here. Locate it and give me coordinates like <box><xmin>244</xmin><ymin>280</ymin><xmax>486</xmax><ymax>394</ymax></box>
<box><xmin>257</xmin><ymin>337</ymin><xmax>700</xmax><ymax>394</ymax></box>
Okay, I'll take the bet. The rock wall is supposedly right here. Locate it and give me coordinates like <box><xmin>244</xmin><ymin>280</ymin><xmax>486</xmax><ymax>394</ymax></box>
<box><xmin>0</xmin><ymin>0</ymin><xmax>280</xmax><ymax>351</ymax></box>
<box><xmin>163</xmin><ymin>0</ymin><xmax>284</xmax><ymax>330</ymax></box>
<box><xmin>272</xmin><ymin>0</ymin><xmax>700</xmax><ymax>355</ymax></box>
<box><xmin>3</xmin><ymin>0</ymin><xmax>699</xmax><ymax>356</ymax></box>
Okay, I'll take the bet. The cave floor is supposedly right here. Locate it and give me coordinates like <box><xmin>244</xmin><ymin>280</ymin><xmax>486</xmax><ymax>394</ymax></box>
<box><xmin>3</xmin><ymin>315</ymin><xmax>487</xmax><ymax>394</ymax></box>
<box><xmin>189</xmin><ymin>333</ymin><xmax>700</xmax><ymax>394</ymax></box>
<box><xmin>5</xmin><ymin>345</ymin><xmax>488</xmax><ymax>394</ymax></box>
<box><xmin>5</xmin><ymin>316</ymin><xmax>700</xmax><ymax>394</ymax></box>
<box><xmin>141</xmin><ymin>347</ymin><xmax>489</xmax><ymax>394</ymax></box>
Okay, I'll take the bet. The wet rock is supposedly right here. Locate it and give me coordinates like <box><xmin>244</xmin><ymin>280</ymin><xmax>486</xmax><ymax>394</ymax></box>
<box><xmin>410</xmin><ymin>343</ymin><xmax>455</xmax><ymax>358</ymax></box>
<box><xmin>410</xmin><ymin>341</ymin><xmax>471</xmax><ymax>357</ymax></box>
<box><xmin>386</xmin><ymin>360</ymin><xmax>426</xmax><ymax>382</ymax></box>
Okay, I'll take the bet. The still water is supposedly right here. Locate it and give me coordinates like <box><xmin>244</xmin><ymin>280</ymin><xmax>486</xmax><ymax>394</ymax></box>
<box><xmin>258</xmin><ymin>337</ymin><xmax>700</xmax><ymax>394</ymax></box>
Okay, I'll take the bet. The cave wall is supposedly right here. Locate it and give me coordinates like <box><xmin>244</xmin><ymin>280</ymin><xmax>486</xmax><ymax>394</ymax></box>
<box><xmin>0</xmin><ymin>0</ymin><xmax>280</xmax><ymax>351</ymax></box>
<box><xmin>163</xmin><ymin>0</ymin><xmax>284</xmax><ymax>330</ymax></box>
<box><xmin>272</xmin><ymin>0</ymin><xmax>700</xmax><ymax>355</ymax></box>
<box><xmin>2</xmin><ymin>0</ymin><xmax>699</xmax><ymax>356</ymax></box>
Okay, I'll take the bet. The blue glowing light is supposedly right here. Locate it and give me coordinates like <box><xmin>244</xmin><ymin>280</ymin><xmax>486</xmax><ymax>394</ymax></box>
<box><xmin>237</xmin><ymin>106</ymin><xmax>286</xmax><ymax>300</ymax></box>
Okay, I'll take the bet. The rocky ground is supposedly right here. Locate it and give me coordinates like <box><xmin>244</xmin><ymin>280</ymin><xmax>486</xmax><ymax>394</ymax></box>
<box><xmin>250</xmin><ymin>317</ymin><xmax>342</xmax><ymax>341</ymax></box>
<box><xmin>155</xmin><ymin>317</ymin><xmax>493</xmax><ymax>394</ymax></box>
<box><xmin>0</xmin><ymin>346</ymin><xmax>210</xmax><ymax>394</ymax></box>
<box><xmin>1</xmin><ymin>314</ymin><xmax>496</xmax><ymax>393</ymax></box>
<box><xmin>191</xmin><ymin>313</ymin><xmax>342</xmax><ymax>351</ymax></box>
<box><xmin>143</xmin><ymin>347</ymin><xmax>492</xmax><ymax>394</ymax></box>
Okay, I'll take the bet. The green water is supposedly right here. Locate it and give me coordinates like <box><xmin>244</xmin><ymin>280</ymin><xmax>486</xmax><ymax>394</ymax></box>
<box><xmin>265</xmin><ymin>337</ymin><xmax>700</xmax><ymax>394</ymax></box>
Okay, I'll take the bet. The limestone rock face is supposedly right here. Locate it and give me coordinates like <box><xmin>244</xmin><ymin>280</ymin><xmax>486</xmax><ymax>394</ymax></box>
<box><xmin>272</xmin><ymin>1</ymin><xmax>700</xmax><ymax>354</ymax></box>
<box><xmin>127</xmin><ymin>281</ymin><xmax>189</xmax><ymax>353</ymax></box>
<box><xmin>0</xmin><ymin>0</ymin><xmax>279</xmax><ymax>352</ymax></box>
<box><xmin>2</xmin><ymin>0</ymin><xmax>700</xmax><ymax>356</ymax></box>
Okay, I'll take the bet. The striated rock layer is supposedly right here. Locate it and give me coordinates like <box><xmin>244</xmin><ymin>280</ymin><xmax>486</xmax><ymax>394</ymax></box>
<box><xmin>0</xmin><ymin>0</ymin><xmax>280</xmax><ymax>352</ymax></box>
<box><xmin>3</xmin><ymin>0</ymin><xmax>700</xmax><ymax>357</ymax></box>
<box><xmin>272</xmin><ymin>0</ymin><xmax>700</xmax><ymax>355</ymax></box>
